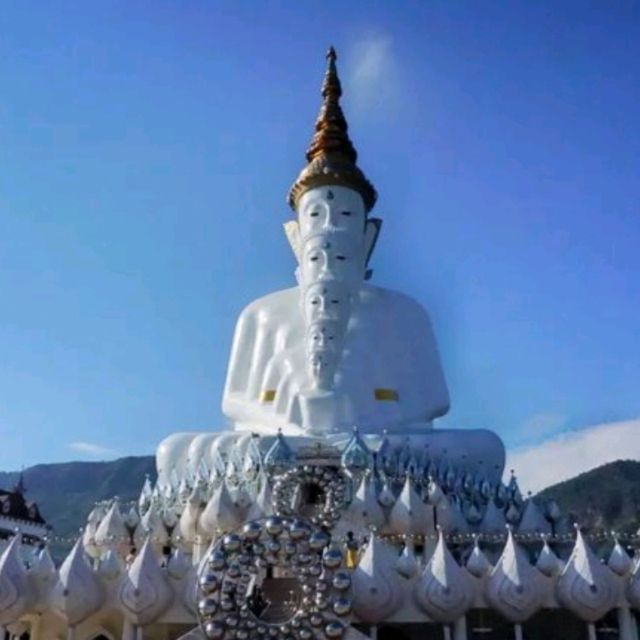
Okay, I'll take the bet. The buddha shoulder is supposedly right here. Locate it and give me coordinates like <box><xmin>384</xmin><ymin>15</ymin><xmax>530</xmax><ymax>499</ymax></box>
<box><xmin>236</xmin><ymin>287</ymin><xmax>300</xmax><ymax>326</ymax></box>
<box><xmin>356</xmin><ymin>285</ymin><xmax>435</xmax><ymax>324</ymax></box>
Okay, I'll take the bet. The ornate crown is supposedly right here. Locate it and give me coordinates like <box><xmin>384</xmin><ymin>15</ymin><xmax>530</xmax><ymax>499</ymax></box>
<box><xmin>288</xmin><ymin>47</ymin><xmax>377</xmax><ymax>213</ymax></box>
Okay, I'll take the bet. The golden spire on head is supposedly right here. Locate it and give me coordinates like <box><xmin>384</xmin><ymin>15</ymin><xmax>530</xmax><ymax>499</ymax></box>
<box><xmin>288</xmin><ymin>47</ymin><xmax>377</xmax><ymax>213</ymax></box>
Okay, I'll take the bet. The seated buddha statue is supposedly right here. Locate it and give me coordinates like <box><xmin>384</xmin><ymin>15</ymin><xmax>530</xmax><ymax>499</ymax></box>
<box><xmin>222</xmin><ymin>48</ymin><xmax>449</xmax><ymax>436</ymax></box>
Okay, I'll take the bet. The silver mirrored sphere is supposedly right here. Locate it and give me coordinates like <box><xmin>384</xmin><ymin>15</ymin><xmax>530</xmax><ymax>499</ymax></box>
<box><xmin>198</xmin><ymin>596</ymin><xmax>218</xmax><ymax>617</ymax></box>
<box><xmin>199</xmin><ymin>572</ymin><xmax>220</xmax><ymax>594</ymax></box>
<box><xmin>209</xmin><ymin>550</ymin><xmax>227</xmax><ymax>571</ymax></box>
<box><xmin>290</xmin><ymin>519</ymin><xmax>312</xmax><ymax>541</ymax></box>
<box><xmin>225</xmin><ymin>613</ymin><xmax>240</xmax><ymax>627</ymax></box>
<box><xmin>265</xmin><ymin>516</ymin><xmax>284</xmax><ymax>536</ymax></box>
<box><xmin>322</xmin><ymin>548</ymin><xmax>343</xmax><ymax>569</ymax></box>
<box><xmin>332</xmin><ymin>597</ymin><xmax>352</xmax><ymax>617</ymax></box>
<box><xmin>310</xmin><ymin>613</ymin><xmax>323</xmax><ymax>627</ymax></box>
<box><xmin>220</xmin><ymin>597</ymin><xmax>235</xmax><ymax>612</ymax></box>
<box><xmin>309</xmin><ymin>531</ymin><xmax>330</xmax><ymax>551</ymax></box>
<box><xmin>242</xmin><ymin>521</ymin><xmax>263</xmax><ymax>541</ymax></box>
<box><xmin>332</xmin><ymin>571</ymin><xmax>351</xmax><ymax>591</ymax></box>
<box><xmin>325</xmin><ymin>621</ymin><xmax>345</xmax><ymax>638</ymax></box>
<box><xmin>223</xmin><ymin>533</ymin><xmax>242</xmax><ymax>552</ymax></box>
<box><xmin>204</xmin><ymin>620</ymin><xmax>225</xmax><ymax>640</ymax></box>
<box><xmin>227</xmin><ymin>563</ymin><xmax>241</xmax><ymax>579</ymax></box>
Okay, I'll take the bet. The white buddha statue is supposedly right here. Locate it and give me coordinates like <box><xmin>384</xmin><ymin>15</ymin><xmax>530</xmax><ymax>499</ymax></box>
<box><xmin>222</xmin><ymin>48</ymin><xmax>449</xmax><ymax>436</ymax></box>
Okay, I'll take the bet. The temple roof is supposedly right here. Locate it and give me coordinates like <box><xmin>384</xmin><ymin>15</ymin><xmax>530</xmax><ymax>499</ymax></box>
<box><xmin>0</xmin><ymin>487</ymin><xmax>46</xmax><ymax>526</ymax></box>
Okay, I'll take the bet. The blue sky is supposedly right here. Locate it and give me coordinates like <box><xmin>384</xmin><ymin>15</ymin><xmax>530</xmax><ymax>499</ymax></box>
<box><xmin>1</xmin><ymin>1</ymin><xmax>639</xmax><ymax>472</ymax></box>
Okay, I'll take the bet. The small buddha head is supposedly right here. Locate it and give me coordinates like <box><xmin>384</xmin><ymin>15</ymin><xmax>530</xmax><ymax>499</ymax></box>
<box><xmin>308</xmin><ymin>350</ymin><xmax>338</xmax><ymax>391</ymax></box>
<box><xmin>302</xmin><ymin>281</ymin><xmax>351</xmax><ymax>326</ymax></box>
<box><xmin>306</xmin><ymin>320</ymin><xmax>343</xmax><ymax>354</ymax></box>
<box><xmin>300</xmin><ymin>230</ymin><xmax>366</xmax><ymax>288</ymax></box>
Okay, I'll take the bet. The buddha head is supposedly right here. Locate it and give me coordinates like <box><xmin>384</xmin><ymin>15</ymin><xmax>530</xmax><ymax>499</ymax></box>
<box><xmin>298</xmin><ymin>186</ymin><xmax>366</xmax><ymax>238</ymax></box>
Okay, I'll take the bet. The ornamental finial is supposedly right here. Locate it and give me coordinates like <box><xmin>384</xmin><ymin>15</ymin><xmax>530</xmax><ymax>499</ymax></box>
<box><xmin>288</xmin><ymin>47</ymin><xmax>377</xmax><ymax>212</ymax></box>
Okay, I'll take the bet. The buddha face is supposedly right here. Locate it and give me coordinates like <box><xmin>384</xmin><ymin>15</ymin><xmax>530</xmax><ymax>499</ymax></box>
<box><xmin>306</xmin><ymin>320</ymin><xmax>343</xmax><ymax>353</ymax></box>
<box><xmin>306</xmin><ymin>320</ymin><xmax>343</xmax><ymax>391</ymax></box>
<box><xmin>298</xmin><ymin>186</ymin><xmax>366</xmax><ymax>240</ymax></box>
<box><xmin>300</xmin><ymin>232</ymin><xmax>365</xmax><ymax>288</ymax></box>
<box><xmin>302</xmin><ymin>281</ymin><xmax>351</xmax><ymax>326</ymax></box>
<box><xmin>308</xmin><ymin>350</ymin><xmax>337</xmax><ymax>390</ymax></box>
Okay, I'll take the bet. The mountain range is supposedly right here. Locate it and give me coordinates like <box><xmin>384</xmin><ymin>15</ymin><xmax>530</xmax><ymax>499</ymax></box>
<box><xmin>537</xmin><ymin>459</ymin><xmax>640</xmax><ymax>534</ymax></box>
<box><xmin>1</xmin><ymin>456</ymin><xmax>639</xmax><ymax>552</ymax></box>
<box><xmin>0</xmin><ymin>456</ymin><xmax>156</xmax><ymax>549</ymax></box>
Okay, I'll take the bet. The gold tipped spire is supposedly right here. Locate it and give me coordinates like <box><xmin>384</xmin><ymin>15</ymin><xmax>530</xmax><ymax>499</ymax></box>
<box><xmin>288</xmin><ymin>47</ymin><xmax>377</xmax><ymax>213</ymax></box>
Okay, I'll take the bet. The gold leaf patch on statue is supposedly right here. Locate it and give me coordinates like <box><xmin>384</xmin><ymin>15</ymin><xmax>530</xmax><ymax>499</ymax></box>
<box><xmin>260</xmin><ymin>389</ymin><xmax>276</xmax><ymax>403</ymax></box>
<box><xmin>374</xmin><ymin>388</ymin><xmax>399</xmax><ymax>401</ymax></box>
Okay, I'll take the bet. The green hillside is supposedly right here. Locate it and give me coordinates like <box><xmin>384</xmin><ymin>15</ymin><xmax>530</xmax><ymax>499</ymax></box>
<box><xmin>0</xmin><ymin>456</ymin><xmax>156</xmax><ymax>545</ymax></box>
<box><xmin>537</xmin><ymin>459</ymin><xmax>640</xmax><ymax>534</ymax></box>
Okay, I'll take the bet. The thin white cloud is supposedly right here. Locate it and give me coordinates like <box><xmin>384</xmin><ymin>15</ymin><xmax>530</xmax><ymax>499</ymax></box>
<box><xmin>513</xmin><ymin>411</ymin><xmax>567</xmax><ymax>448</ymax></box>
<box><xmin>346</xmin><ymin>33</ymin><xmax>401</xmax><ymax>117</ymax></box>
<box><xmin>506</xmin><ymin>417</ymin><xmax>640</xmax><ymax>494</ymax></box>
<box><xmin>520</xmin><ymin>412</ymin><xmax>567</xmax><ymax>438</ymax></box>
<box><xmin>68</xmin><ymin>441</ymin><xmax>118</xmax><ymax>457</ymax></box>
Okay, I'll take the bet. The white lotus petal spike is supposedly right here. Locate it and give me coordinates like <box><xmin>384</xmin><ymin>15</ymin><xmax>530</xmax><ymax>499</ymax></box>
<box><xmin>481</xmin><ymin>498</ymin><xmax>506</xmax><ymax>533</ymax></box>
<box><xmin>485</xmin><ymin>528</ymin><xmax>543</xmax><ymax>622</ymax></box>
<box><xmin>626</xmin><ymin>551</ymin><xmax>640</xmax><ymax>609</ymax></box>
<box><xmin>535</xmin><ymin>540</ymin><xmax>564</xmax><ymax>578</ymax></box>
<box><xmin>52</xmin><ymin>538</ymin><xmax>103</xmax><ymax>626</ymax></box>
<box><xmin>249</xmin><ymin>474</ymin><xmax>273</xmax><ymax>519</ymax></box>
<box><xmin>0</xmin><ymin>536</ymin><xmax>32</xmax><ymax>625</ymax></box>
<box><xmin>98</xmin><ymin>548</ymin><xmax>123</xmax><ymax>581</ymax></box>
<box><xmin>117</xmin><ymin>537</ymin><xmax>173</xmax><ymax>626</ymax></box>
<box><xmin>378</xmin><ymin>480</ymin><xmax>396</xmax><ymax>508</ymax></box>
<box><xmin>439</xmin><ymin>497</ymin><xmax>468</xmax><ymax>534</ymax></box>
<box><xmin>338</xmin><ymin>474</ymin><xmax>386</xmax><ymax>537</ymax></box>
<box><xmin>556</xmin><ymin>528</ymin><xmax>617</xmax><ymax>622</ymax></box>
<box><xmin>124</xmin><ymin>506</ymin><xmax>140</xmax><ymax>530</ymax></box>
<box><xmin>167</xmin><ymin>547</ymin><xmax>191</xmax><ymax>580</ymax></box>
<box><xmin>414</xmin><ymin>528</ymin><xmax>473</xmax><ymax>623</ymax></box>
<box><xmin>388</xmin><ymin>476</ymin><xmax>433</xmax><ymax>535</ymax></box>
<box><xmin>199</xmin><ymin>480</ymin><xmax>245</xmax><ymax>535</ymax></box>
<box><xmin>351</xmin><ymin>535</ymin><xmax>403</xmax><ymax>623</ymax></box>
<box><xmin>518</xmin><ymin>499</ymin><xmax>551</xmax><ymax>535</ymax></box>
<box><xmin>466</xmin><ymin>539</ymin><xmax>492</xmax><ymax>579</ymax></box>
<box><xmin>178</xmin><ymin>493</ymin><xmax>201</xmax><ymax>544</ymax></box>
<box><xmin>608</xmin><ymin>540</ymin><xmax>632</xmax><ymax>577</ymax></box>
<box><xmin>140</xmin><ymin>502</ymin><xmax>169</xmax><ymax>547</ymax></box>
<box><xmin>396</xmin><ymin>538</ymin><xmax>419</xmax><ymax>579</ymax></box>
<box><xmin>32</xmin><ymin>546</ymin><xmax>57</xmax><ymax>584</ymax></box>
<box><xmin>94</xmin><ymin>501</ymin><xmax>127</xmax><ymax>550</ymax></box>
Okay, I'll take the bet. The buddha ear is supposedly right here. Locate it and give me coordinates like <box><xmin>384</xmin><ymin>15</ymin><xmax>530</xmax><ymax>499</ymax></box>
<box><xmin>365</xmin><ymin>218</ymin><xmax>382</xmax><ymax>265</ymax></box>
<box><xmin>283</xmin><ymin>221</ymin><xmax>302</xmax><ymax>263</ymax></box>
